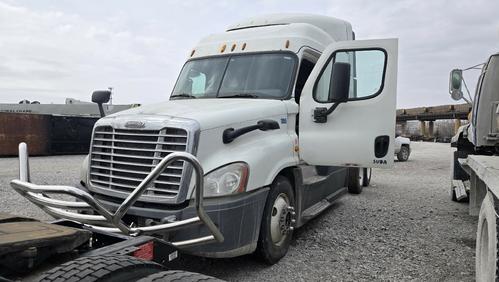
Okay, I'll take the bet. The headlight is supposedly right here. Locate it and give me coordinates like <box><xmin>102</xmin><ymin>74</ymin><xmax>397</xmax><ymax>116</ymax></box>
<box><xmin>203</xmin><ymin>162</ymin><xmax>249</xmax><ymax>197</ymax></box>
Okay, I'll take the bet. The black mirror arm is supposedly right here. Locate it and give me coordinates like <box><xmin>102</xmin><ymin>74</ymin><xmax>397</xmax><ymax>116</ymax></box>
<box><xmin>313</xmin><ymin>101</ymin><xmax>344</xmax><ymax>123</ymax></box>
<box><xmin>97</xmin><ymin>103</ymin><xmax>105</xmax><ymax>118</ymax></box>
<box><xmin>223</xmin><ymin>120</ymin><xmax>280</xmax><ymax>144</ymax></box>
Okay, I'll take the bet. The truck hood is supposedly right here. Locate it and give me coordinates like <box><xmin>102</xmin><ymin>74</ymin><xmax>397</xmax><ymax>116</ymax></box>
<box><xmin>106</xmin><ymin>99</ymin><xmax>289</xmax><ymax>130</ymax></box>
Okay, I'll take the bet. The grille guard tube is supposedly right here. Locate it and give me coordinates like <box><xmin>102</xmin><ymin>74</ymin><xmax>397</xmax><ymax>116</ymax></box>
<box><xmin>9</xmin><ymin>142</ymin><xmax>224</xmax><ymax>248</ymax></box>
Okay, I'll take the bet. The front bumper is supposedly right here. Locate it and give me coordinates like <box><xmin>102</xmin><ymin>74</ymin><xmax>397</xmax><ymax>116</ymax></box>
<box><xmin>95</xmin><ymin>187</ymin><xmax>269</xmax><ymax>258</ymax></box>
<box><xmin>10</xmin><ymin>143</ymin><xmax>224</xmax><ymax>248</ymax></box>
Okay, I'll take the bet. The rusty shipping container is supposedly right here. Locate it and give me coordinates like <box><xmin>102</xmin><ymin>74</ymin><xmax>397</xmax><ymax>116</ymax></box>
<box><xmin>0</xmin><ymin>113</ymin><xmax>98</xmax><ymax>156</ymax></box>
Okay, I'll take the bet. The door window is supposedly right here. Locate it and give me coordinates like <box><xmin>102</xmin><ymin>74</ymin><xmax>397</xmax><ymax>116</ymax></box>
<box><xmin>314</xmin><ymin>49</ymin><xmax>386</xmax><ymax>103</ymax></box>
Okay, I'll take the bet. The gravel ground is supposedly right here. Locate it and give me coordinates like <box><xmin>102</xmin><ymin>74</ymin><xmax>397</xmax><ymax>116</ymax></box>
<box><xmin>0</xmin><ymin>142</ymin><xmax>476</xmax><ymax>281</ymax></box>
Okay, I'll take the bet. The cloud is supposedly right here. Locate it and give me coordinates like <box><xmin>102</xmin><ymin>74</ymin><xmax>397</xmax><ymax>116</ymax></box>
<box><xmin>325</xmin><ymin>0</ymin><xmax>499</xmax><ymax>107</ymax></box>
<box><xmin>0</xmin><ymin>0</ymin><xmax>497</xmax><ymax>108</ymax></box>
<box><xmin>0</xmin><ymin>1</ymin><xmax>186</xmax><ymax>103</ymax></box>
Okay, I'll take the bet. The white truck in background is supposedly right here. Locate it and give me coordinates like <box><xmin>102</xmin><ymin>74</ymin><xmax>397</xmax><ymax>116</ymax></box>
<box><xmin>395</xmin><ymin>136</ymin><xmax>411</xmax><ymax>161</ymax></box>
<box><xmin>13</xmin><ymin>14</ymin><xmax>399</xmax><ymax>265</ymax></box>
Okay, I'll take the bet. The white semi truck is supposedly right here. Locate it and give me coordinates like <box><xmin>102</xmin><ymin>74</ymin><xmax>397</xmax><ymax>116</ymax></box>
<box><xmin>449</xmin><ymin>53</ymin><xmax>499</xmax><ymax>281</ymax></box>
<box><xmin>10</xmin><ymin>14</ymin><xmax>398</xmax><ymax>266</ymax></box>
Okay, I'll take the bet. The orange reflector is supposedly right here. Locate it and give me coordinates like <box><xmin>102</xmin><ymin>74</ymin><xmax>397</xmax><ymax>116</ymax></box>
<box><xmin>220</xmin><ymin>44</ymin><xmax>226</xmax><ymax>53</ymax></box>
<box><xmin>133</xmin><ymin>241</ymin><xmax>154</xmax><ymax>261</ymax></box>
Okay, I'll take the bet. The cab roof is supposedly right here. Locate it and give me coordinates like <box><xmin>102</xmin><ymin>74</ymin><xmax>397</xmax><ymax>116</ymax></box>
<box><xmin>189</xmin><ymin>14</ymin><xmax>353</xmax><ymax>59</ymax></box>
<box><xmin>227</xmin><ymin>14</ymin><xmax>353</xmax><ymax>42</ymax></box>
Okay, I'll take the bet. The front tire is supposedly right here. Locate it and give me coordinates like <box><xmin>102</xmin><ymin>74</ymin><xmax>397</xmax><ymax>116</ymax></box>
<box><xmin>256</xmin><ymin>176</ymin><xmax>295</xmax><ymax>264</ymax></box>
<box><xmin>476</xmin><ymin>192</ymin><xmax>498</xmax><ymax>282</ymax></box>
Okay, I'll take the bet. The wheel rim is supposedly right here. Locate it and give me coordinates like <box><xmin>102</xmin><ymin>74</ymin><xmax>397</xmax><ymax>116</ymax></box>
<box><xmin>402</xmin><ymin>148</ymin><xmax>409</xmax><ymax>160</ymax></box>
<box><xmin>270</xmin><ymin>193</ymin><xmax>292</xmax><ymax>246</ymax></box>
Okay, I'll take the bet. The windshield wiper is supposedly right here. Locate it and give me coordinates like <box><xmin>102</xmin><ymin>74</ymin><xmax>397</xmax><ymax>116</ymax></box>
<box><xmin>170</xmin><ymin>93</ymin><xmax>197</xmax><ymax>99</ymax></box>
<box><xmin>219</xmin><ymin>93</ymin><xmax>259</xmax><ymax>98</ymax></box>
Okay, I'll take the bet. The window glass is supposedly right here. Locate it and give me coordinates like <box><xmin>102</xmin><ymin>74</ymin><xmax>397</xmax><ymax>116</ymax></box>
<box><xmin>191</xmin><ymin>73</ymin><xmax>206</xmax><ymax>95</ymax></box>
<box><xmin>172</xmin><ymin>57</ymin><xmax>228</xmax><ymax>98</ymax></box>
<box><xmin>172</xmin><ymin>53</ymin><xmax>297</xmax><ymax>100</ymax></box>
<box><xmin>315</xmin><ymin>49</ymin><xmax>386</xmax><ymax>102</ymax></box>
<box><xmin>219</xmin><ymin>54</ymin><xmax>295</xmax><ymax>98</ymax></box>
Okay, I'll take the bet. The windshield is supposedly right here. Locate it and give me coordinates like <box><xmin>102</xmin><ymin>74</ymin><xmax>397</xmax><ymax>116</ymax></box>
<box><xmin>171</xmin><ymin>53</ymin><xmax>297</xmax><ymax>99</ymax></box>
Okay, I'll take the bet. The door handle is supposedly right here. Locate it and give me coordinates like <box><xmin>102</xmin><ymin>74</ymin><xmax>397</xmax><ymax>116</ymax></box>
<box><xmin>374</xmin><ymin>135</ymin><xmax>390</xmax><ymax>158</ymax></box>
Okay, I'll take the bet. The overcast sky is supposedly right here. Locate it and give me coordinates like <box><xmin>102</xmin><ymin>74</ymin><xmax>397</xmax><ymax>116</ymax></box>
<box><xmin>0</xmin><ymin>0</ymin><xmax>498</xmax><ymax>108</ymax></box>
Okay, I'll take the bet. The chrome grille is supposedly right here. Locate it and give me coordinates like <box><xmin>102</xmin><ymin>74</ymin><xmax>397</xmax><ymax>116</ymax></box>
<box><xmin>89</xmin><ymin>126</ymin><xmax>189</xmax><ymax>199</ymax></box>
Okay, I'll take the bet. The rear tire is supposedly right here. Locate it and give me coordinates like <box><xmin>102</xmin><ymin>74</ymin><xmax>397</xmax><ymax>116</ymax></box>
<box><xmin>362</xmin><ymin>168</ymin><xmax>372</xmax><ymax>187</ymax></box>
<box><xmin>256</xmin><ymin>176</ymin><xmax>295</xmax><ymax>264</ymax></box>
<box><xmin>38</xmin><ymin>255</ymin><xmax>163</xmax><ymax>282</ymax></box>
<box><xmin>138</xmin><ymin>270</ymin><xmax>222</xmax><ymax>282</ymax></box>
<box><xmin>347</xmin><ymin>168</ymin><xmax>363</xmax><ymax>194</ymax></box>
<box><xmin>476</xmin><ymin>192</ymin><xmax>498</xmax><ymax>282</ymax></box>
<box><xmin>397</xmin><ymin>146</ymin><xmax>410</xmax><ymax>161</ymax></box>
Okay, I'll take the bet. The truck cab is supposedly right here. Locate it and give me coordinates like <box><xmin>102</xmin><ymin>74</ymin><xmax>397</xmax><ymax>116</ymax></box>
<box><xmin>78</xmin><ymin>14</ymin><xmax>398</xmax><ymax>263</ymax></box>
<box><xmin>449</xmin><ymin>53</ymin><xmax>499</xmax><ymax>201</ymax></box>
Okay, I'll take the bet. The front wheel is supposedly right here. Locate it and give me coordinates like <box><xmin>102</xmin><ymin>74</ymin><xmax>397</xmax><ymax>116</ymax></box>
<box><xmin>397</xmin><ymin>146</ymin><xmax>410</xmax><ymax>161</ymax></box>
<box><xmin>256</xmin><ymin>176</ymin><xmax>295</xmax><ymax>264</ymax></box>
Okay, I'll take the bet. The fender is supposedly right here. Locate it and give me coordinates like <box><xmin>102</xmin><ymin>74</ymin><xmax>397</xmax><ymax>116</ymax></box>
<box><xmin>192</xmin><ymin>116</ymin><xmax>299</xmax><ymax>197</ymax></box>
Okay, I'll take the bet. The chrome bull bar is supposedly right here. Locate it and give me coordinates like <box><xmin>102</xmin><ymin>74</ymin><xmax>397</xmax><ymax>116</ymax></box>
<box><xmin>10</xmin><ymin>143</ymin><xmax>224</xmax><ymax>248</ymax></box>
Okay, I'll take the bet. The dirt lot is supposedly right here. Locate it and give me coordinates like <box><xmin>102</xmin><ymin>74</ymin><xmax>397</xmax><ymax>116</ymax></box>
<box><xmin>0</xmin><ymin>142</ymin><xmax>476</xmax><ymax>281</ymax></box>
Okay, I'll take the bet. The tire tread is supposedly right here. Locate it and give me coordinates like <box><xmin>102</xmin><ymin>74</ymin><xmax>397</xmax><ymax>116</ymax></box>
<box><xmin>138</xmin><ymin>270</ymin><xmax>222</xmax><ymax>282</ymax></box>
<box><xmin>39</xmin><ymin>255</ymin><xmax>163</xmax><ymax>282</ymax></box>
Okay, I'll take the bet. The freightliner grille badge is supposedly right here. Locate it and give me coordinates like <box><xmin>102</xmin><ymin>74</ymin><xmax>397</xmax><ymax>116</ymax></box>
<box><xmin>124</xmin><ymin>121</ymin><xmax>146</xmax><ymax>129</ymax></box>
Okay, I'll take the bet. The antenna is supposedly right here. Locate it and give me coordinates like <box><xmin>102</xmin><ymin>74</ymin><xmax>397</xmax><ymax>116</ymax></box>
<box><xmin>108</xmin><ymin>87</ymin><xmax>114</xmax><ymax>105</ymax></box>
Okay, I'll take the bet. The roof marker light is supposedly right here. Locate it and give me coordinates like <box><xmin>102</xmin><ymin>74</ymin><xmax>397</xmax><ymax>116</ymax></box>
<box><xmin>242</xmin><ymin>43</ymin><xmax>247</xmax><ymax>50</ymax></box>
<box><xmin>285</xmin><ymin>40</ymin><xmax>290</xmax><ymax>48</ymax></box>
<box><xmin>220</xmin><ymin>44</ymin><xmax>227</xmax><ymax>53</ymax></box>
<box><xmin>231</xmin><ymin>44</ymin><xmax>236</xmax><ymax>52</ymax></box>
<box><xmin>190</xmin><ymin>49</ymin><xmax>195</xmax><ymax>57</ymax></box>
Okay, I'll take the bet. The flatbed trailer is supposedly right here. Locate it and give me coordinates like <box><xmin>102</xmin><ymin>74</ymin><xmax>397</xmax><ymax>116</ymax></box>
<box><xmin>459</xmin><ymin>155</ymin><xmax>499</xmax><ymax>281</ymax></box>
<box><xmin>0</xmin><ymin>143</ymin><xmax>223</xmax><ymax>282</ymax></box>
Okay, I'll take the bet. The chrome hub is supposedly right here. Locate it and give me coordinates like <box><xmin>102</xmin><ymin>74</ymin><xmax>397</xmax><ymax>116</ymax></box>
<box><xmin>270</xmin><ymin>193</ymin><xmax>295</xmax><ymax>246</ymax></box>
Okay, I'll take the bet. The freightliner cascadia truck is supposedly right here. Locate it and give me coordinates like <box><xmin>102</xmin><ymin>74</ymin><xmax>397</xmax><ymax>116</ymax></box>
<box><xmin>11</xmin><ymin>14</ymin><xmax>398</xmax><ymax>265</ymax></box>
